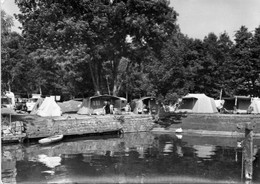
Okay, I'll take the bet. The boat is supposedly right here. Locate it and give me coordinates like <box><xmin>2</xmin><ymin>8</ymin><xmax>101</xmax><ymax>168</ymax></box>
<box><xmin>38</xmin><ymin>134</ymin><xmax>64</xmax><ymax>144</ymax></box>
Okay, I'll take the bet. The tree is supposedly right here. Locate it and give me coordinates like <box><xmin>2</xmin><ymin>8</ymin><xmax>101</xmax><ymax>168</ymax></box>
<box><xmin>15</xmin><ymin>0</ymin><xmax>178</xmax><ymax>96</ymax></box>
<box><xmin>1</xmin><ymin>10</ymin><xmax>27</xmax><ymax>93</ymax></box>
<box><xmin>249</xmin><ymin>25</ymin><xmax>260</xmax><ymax>96</ymax></box>
<box><xmin>231</xmin><ymin>26</ymin><xmax>254</xmax><ymax>96</ymax></box>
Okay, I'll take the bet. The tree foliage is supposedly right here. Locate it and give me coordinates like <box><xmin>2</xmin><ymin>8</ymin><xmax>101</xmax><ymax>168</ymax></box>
<box><xmin>15</xmin><ymin>0</ymin><xmax>178</xmax><ymax>97</ymax></box>
<box><xmin>2</xmin><ymin>2</ymin><xmax>260</xmax><ymax>101</ymax></box>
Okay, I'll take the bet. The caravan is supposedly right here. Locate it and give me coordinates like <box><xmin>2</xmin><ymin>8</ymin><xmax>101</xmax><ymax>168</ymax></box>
<box><xmin>77</xmin><ymin>95</ymin><xmax>127</xmax><ymax>115</ymax></box>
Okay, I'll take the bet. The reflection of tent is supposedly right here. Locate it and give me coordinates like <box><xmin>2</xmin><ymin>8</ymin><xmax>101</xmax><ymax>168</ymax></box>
<box><xmin>77</xmin><ymin>95</ymin><xmax>126</xmax><ymax>115</ymax></box>
<box><xmin>176</xmin><ymin>94</ymin><xmax>218</xmax><ymax>113</ymax></box>
<box><xmin>37</xmin><ymin>97</ymin><xmax>62</xmax><ymax>117</ymax></box>
<box><xmin>57</xmin><ymin>100</ymin><xmax>82</xmax><ymax>114</ymax></box>
<box><xmin>249</xmin><ymin>98</ymin><xmax>260</xmax><ymax>114</ymax></box>
<box><xmin>223</xmin><ymin>96</ymin><xmax>251</xmax><ymax>114</ymax></box>
<box><xmin>193</xmin><ymin>145</ymin><xmax>215</xmax><ymax>159</ymax></box>
<box><xmin>133</xmin><ymin>97</ymin><xmax>158</xmax><ymax>114</ymax></box>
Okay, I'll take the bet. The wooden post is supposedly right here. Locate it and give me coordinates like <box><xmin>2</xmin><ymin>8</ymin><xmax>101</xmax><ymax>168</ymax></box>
<box><xmin>244</xmin><ymin>122</ymin><xmax>254</xmax><ymax>180</ymax></box>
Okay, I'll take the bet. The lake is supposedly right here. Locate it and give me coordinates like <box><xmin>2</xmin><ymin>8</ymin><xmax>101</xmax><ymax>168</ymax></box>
<box><xmin>2</xmin><ymin>132</ymin><xmax>260</xmax><ymax>184</ymax></box>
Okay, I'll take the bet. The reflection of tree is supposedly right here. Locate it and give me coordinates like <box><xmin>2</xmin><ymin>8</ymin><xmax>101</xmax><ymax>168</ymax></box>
<box><xmin>7</xmin><ymin>133</ymin><xmax>259</xmax><ymax>183</ymax></box>
<box><xmin>16</xmin><ymin>161</ymin><xmax>49</xmax><ymax>183</ymax></box>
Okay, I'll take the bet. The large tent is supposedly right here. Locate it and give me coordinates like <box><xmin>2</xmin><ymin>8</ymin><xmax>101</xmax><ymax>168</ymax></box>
<box><xmin>36</xmin><ymin>97</ymin><xmax>62</xmax><ymax>117</ymax></box>
<box><xmin>77</xmin><ymin>95</ymin><xmax>126</xmax><ymax>115</ymax></box>
<box><xmin>222</xmin><ymin>96</ymin><xmax>251</xmax><ymax>114</ymax></box>
<box><xmin>132</xmin><ymin>97</ymin><xmax>159</xmax><ymax>114</ymax></box>
<box><xmin>176</xmin><ymin>94</ymin><xmax>218</xmax><ymax>113</ymax></box>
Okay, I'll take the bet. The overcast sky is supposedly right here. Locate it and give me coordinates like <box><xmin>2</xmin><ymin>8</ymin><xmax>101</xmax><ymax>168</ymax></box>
<box><xmin>2</xmin><ymin>0</ymin><xmax>260</xmax><ymax>40</ymax></box>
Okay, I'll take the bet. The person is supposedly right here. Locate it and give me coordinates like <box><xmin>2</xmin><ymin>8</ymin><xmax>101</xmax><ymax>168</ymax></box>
<box><xmin>125</xmin><ymin>103</ymin><xmax>131</xmax><ymax>112</ymax></box>
<box><xmin>143</xmin><ymin>104</ymin><xmax>148</xmax><ymax>114</ymax></box>
<box><xmin>247</xmin><ymin>106</ymin><xmax>254</xmax><ymax>114</ymax></box>
<box><xmin>103</xmin><ymin>101</ymin><xmax>110</xmax><ymax>114</ymax></box>
<box><xmin>109</xmin><ymin>103</ymin><xmax>114</xmax><ymax>114</ymax></box>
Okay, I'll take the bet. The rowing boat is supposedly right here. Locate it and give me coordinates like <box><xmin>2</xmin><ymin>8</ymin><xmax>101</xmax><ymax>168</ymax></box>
<box><xmin>39</xmin><ymin>134</ymin><xmax>63</xmax><ymax>144</ymax></box>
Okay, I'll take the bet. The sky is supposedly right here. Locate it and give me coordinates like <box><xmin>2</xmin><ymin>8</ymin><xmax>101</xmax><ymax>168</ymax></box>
<box><xmin>1</xmin><ymin>0</ymin><xmax>260</xmax><ymax>40</ymax></box>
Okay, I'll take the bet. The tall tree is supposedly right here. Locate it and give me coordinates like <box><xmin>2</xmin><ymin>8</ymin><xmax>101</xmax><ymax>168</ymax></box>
<box><xmin>231</xmin><ymin>26</ymin><xmax>254</xmax><ymax>96</ymax></box>
<box><xmin>1</xmin><ymin>10</ymin><xmax>28</xmax><ymax>93</ymax></box>
<box><xmin>15</xmin><ymin>0</ymin><xmax>178</xmax><ymax>96</ymax></box>
<box><xmin>248</xmin><ymin>25</ymin><xmax>260</xmax><ymax>96</ymax></box>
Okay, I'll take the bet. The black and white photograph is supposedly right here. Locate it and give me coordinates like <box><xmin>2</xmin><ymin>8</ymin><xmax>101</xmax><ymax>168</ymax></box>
<box><xmin>1</xmin><ymin>0</ymin><xmax>260</xmax><ymax>183</ymax></box>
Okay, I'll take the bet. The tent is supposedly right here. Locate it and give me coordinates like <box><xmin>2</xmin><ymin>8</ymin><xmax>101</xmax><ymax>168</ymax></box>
<box><xmin>36</xmin><ymin>97</ymin><xmax>62</xmax><ymax>117</ymax></box>
<box><xmin>132</xmin><ymin>97</ymin><xmax>158</xmax><ymax>114</ymax></box>
<box><xmin>176</xmin><ymin>94</ymin><xmax>218</xmax><ymax>113</ymax></box>
<box><xmin>249</xmin><ymin>98</ymin><xmax>260</xmax><ymax>114</ymax></box>
<box><xmin>222</xmin><ymin>96</ymin><xmax>251</xmax><ymax>114</ymax></box>
<box><xmin>30</xmin><ymin>98</ymin><xmax>44</xmax><ymax>114</ymax></box>
<box><xmin>77</xmin><ymin>95</ymin><xmax>126</xmax><ymax>115</ymax></box>
<box><xmin>57</xmin><ymin>99</ymin><xmax>82</xmax><ymax>114</ymax></box>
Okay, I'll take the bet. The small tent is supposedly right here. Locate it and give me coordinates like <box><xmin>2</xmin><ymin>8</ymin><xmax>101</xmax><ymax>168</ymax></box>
<box><xmin>36</xmin><ymin>97</ymin><xmax>62</xmax><ymax>117</ymax></box>
<box><xmin>57</xmin><ymin>99</ymin><xmax>82</xmax><ymax>114</ymax></box>
<box><xmin>77</xmin><ymin>95</ymin><xmax>126</xmax><ymax>115</ymax></box>
<box><xmin>222</xmin><ymin>96</ymin><xmax>251</xmax><ymax>114</ymax></box>
<box><xmin>176</xmin><ymin>94</ymin><xmax>218</xmax><ymax>113</ymax></box>
<box><xmin>249</xmin><ymin>98</ymin><xmax>260</xmax><ymax>114</ymax></box>
<box><xmin>133</xmin><ymin>97</ymin><xmax>158</xmax><ymax>114</ymax></box>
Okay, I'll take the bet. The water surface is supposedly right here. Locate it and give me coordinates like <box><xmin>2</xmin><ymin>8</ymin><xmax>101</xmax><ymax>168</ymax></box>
<box><xmin>2</xmin><ymin>132</ymin><xmax>260</xmax><ymax>184</ymax></box>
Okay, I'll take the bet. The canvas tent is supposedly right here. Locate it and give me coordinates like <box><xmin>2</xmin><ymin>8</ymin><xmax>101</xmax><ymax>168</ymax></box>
<box><xmin>77</xmin><ymin>95</ymin><xmax>126</xmax><ymax>115</ymax></box>
<box><xmin>30</xmin><ymin>98</ymin><xmax>44</xmax><ymax>114</ymax></box>
<box><xmin>36</xmin><ymin>97</ymin><xmax>62</xmax><ymax>117</ymax></box>
<box><xmin>222</xmin><ymin>96</ymin><xmax>251</xmax><ymax>114</ymax></box>
<box><xmin>132</xmin><ymin>97</ymin><xmax>158</xmax><ymax>114</ymax></box>
<box><xmin>249</xmin><ymin>98</ymin><xmax>260</xmax><ymax>114</ymax></box>
<box><xmin>176</xmin><ymin>94</ymin><xmax>218</xmax><ymax>113</ymax></box>
<box><xmin>57</xmin><ymin>99</ymin><xmax>82</xmax><ymax>114</ymax></box>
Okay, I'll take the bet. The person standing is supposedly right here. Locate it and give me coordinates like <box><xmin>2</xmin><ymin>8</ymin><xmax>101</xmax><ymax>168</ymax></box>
<box><xmin>103</xmin><ymin>101</ymin><xmax>110</xmax><ymax>114</ymax></box>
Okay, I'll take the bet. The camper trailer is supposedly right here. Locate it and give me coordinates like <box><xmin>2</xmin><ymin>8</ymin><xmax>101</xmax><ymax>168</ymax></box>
<box><xmin>132</xmin><ymin>97</ymin><xmax>159</xmax><ymax>115</ymax></box>
<box><xmin>77</xmin><ymin>95</ymin><xmax>127</xmax><ymax>115</ymax></box>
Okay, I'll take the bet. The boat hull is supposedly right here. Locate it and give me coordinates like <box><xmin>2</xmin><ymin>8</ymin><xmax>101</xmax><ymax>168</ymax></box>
<box><xmin>38</xmin><ymin>135</ymin><xmax>63</xmax><ymax>144</ymax></box>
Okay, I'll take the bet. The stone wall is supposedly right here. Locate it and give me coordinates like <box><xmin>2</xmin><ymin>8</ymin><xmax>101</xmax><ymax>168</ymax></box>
<box><xmin>168</xmin><ymin>114</ymin><xmax>260</xmax><ymax>134</ymax></box>
<box><xmin>24</xmin><ymin>116</ymin><xmax>123</xmax><ymax>138</ymax></box>
<box><xmin>4</xmin><ymin>114</ymin><xmax>155</xmax><ymax>139</ymax></box>
<box><xmin>120</xmin><ymin>115</ymin><xmax>155</xmax><ymax>133</ymax></box>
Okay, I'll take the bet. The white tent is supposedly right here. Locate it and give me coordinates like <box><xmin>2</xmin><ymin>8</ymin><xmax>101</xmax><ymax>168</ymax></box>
<box><xmin>37</xmin><ymin>97</ymin><xmax>62</xmax><ymax>117</ymax></box>
<box><xmin>176</xmin><ymin>93</ymin><xmax>218</xmax><ymax>113</ymax></box>
<box><xmin>249</xmin><ymin>98</ymin><xmax>260</xmax><ymax>114</ymax></box>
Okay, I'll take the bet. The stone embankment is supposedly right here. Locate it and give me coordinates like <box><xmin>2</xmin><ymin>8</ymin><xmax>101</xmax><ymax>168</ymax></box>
<box><xmin>1</xmin><ymin>113</ymin><xmax>155</xmax><ymax>142</ymax></box>
<box><xmin>154</xmin><ymin>113</ymin><xmax>260</xmax><ymax>137</ymax></box>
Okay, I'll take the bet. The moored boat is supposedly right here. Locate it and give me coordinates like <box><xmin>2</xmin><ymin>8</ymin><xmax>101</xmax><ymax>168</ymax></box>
<box><xmin>38</xmin><ymin>134</ymin><xmax>64</xmax><ymax>144</ymax></box>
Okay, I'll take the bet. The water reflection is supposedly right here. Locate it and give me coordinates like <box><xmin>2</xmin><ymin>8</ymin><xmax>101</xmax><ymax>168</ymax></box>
<box><xmin>2</xmin><ymin>132</ymin><xmax>260</xmax><ymax>184</ymax></box>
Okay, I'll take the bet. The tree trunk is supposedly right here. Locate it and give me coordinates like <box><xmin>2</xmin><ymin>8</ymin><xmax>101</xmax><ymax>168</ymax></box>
<box><xmin>89</xmin><ymin>61</ymin><xmax>101</xmax><ymax>95</ymax></box>
<box><xmin>112</xmin><ymin>59</ymin><xmax>120</xmax><ymax>96</ymax></box>
<box><xmin>39</xmin><ymin>86</ymin><xmax>42</xmax><ymax>95</ymax></box>
<box><xmin>7</xmin><ymin>81</ymin><xmax>11</xmax><ymax>92</ymax></box>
